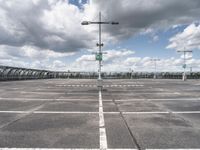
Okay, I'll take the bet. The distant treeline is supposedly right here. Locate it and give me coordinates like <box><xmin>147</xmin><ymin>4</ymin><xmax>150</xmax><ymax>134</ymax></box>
<box><xmin>0</xmin><ymin>66</ymin><xmax>200</xmax><ymax>81</ymax></box>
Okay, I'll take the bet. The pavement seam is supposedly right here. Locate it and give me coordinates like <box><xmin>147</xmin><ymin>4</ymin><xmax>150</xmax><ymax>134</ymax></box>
<box><xmin>107</xmin><ymin>89</ymin><xmax>142</xmax><ymax>150</ymax></box>
<box><xmin>147</xmin><ymin>99</ymin><xmax>194</xmax><ymax>128</ymax></box>
<box><xmin>0</xmin><ymin>99</ymin><xmax>56</xmax><ymax>130</ymax></box>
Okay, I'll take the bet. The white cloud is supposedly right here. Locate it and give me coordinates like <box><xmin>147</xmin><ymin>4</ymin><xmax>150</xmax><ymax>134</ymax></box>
<box><xmin>1</xmin><ymin>0</ymin><xmax>200</xmax><ymax>53</ymax></box>
<box><xmin>0</xmin><ymin>0</ymin><xmax>97</xmax><ymax>52</ymax></box>
<box><xmin>0</xmin><ymin>45</ymin><xmax>74</xmax><ymax>60</ymax></box>
<box><xmin>64</xmin><ymin>49</ymin><xmax>200</xmax><ymax>72</ymax></box>
<box><xmin>1</xmin><ymin>0</ymin><xmax>200</xmax><ymax>71</ymax></box>
<box><xmin>167</xmin><ymin>23</ymin><xmax>200</xmax><ymax>51</ymax></box>
<box><xmin>90</xmin><ymin>0</ymin><xmax>200</xmax><ymax>40</ymax></box>
<box><xmin>104</xmin><ymin>49</ymin><xmax>135</xmax><ymax>62</ymax></box>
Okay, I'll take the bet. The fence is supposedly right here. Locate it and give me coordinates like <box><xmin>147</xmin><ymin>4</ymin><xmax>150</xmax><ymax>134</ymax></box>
<box><xmin>0</xmin><ymin>66</ymin><xmax>200</xmax><ymax>81</ymax></box>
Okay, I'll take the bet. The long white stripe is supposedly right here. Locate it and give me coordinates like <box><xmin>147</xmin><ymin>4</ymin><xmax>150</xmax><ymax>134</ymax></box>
<box><xmin>172</xmin><ymin>111</ymin><xmax>200</xmax><ymax>114</ymax></box>
<box><xmin>0</xmin><ymin>111</ymin><xmax>98</xmax><ymax>114</ymax></box>
<box><xmin>0</xmin><ymin>148</ymin><xmax>138</xmax><ymax>150</ymax></box>
<box><xmin>1</xmin><ymin>111</ymin><xmax>200</xmax><ymax>114</ymax></box>
<box><xmin>123</xmin><ymin>112</ymin><xmax>169</xmax><ymax>114</ymax></box>
<box><xmin>115</xmin><ymin>98</ymin><xmax>200</xmax><ymax>101</ymax></box>
<box><xmin>99</xmin><ymin>128</ymin><xmax>107</xmax><ymax>149</ymax></box>
<box><xmin>123</xmin><ymin>111</ymin><xmax>200</xmax><ymax>114</ymax></box>
<box><xmin>98</xmin><ymin>90</ymin><xmax>107</xmax><ymax>149</ymax></box>
<box><xmin>0</xmin><ymin>149</ymin><xmax>99</xmax><ymax>150</ymax></box>
<box><xmin>0</xmin><ymin>98</ymin><xmax>98</xmax><ymax>101</ymax></box>
<box><xmin>147</xmin><ymin>149</ymin><xmax>200</xmax><ymax>150</ymax></box>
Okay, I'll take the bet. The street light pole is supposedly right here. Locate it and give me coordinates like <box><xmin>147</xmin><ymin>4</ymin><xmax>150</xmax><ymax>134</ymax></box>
<box><xmin>151</xmin><ymin>58</ymin><xmax>160</xmax><ymax>79</ymax></box>
<box><xmin>81</xmin><ymin>12</ymin><xmax>119</xmax><ymax>85</ymax></box>
<box><xmin>98</xmin><ymin>12</ymin><xmax>102</xmax><ymax>80</ymax></box>
<box><xmin>177</xmin><ymin>49</ymin><xmax>192</xmax><ymax>81</ymax></box>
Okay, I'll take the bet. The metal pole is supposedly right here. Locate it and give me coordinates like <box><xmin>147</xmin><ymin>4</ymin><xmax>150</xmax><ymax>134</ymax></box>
<box><xmin>154</xmin><ymin>61</ymin><xmax>157</xmax><ymax>79</ymax></box>
<box><xmin>177</xmin><ymin>49</ymin><xmax>192</xmax><ymax>81</ymax></box>
<box><xmin>98</xmin><ymin>12</ymin><xmax>102</xmax><ymax>80</ymax></box>
<box><xmin>184</xmin><ymin>51</ymin><xmax>186</xmax><ymax>75</ymax></box>
<box><xmin>81</xmin><ymin>12</ymin><xmax>118</xmax><ymax>85</ymax></box>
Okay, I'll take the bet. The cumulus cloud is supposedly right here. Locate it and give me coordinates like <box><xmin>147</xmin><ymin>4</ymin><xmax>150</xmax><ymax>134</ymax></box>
<box><xmin>90</xmin><ymin>0</ymin><xmax>200</xmax><ymax>40</ymax></box>
<box><xmin>167</xmin><ymin>23</ymin><xmax>200</xmax><ymax>51</ymax></box>
<box><xmin>1</xmin><ymin>0</ymin><xmax>200</xmax><ymax>53</ymax></box>
<box><xmin>0</xmin><ymin>0</ymin><xmax>96</xmax><ymax>52</ymax></box>
<box><xmin>66</xmin><ymin>49</ymin><xmax>200</xmax><ymax>72</ymax></box>
<box><xmin>1</xmin><ymin>0</ymin><xmax>200</xmax><ymax>71</ymax></box>
<box><xmin>0</xmin><ymin>45</ymin><xmax>74</xmax><ymax>60</ymax></box>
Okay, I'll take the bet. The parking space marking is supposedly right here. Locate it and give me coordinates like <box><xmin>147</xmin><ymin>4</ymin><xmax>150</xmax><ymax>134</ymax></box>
<box><xmin>99</xmin><ymin>90</ymin><xmax>108</xmax><ymax>149</ymax></box>
<box><xmin>0</xmin><ymin>111</ymin><xmax>98</xmax><ymax>114</ymax></box>
<box><xmin>1</xmin><ymin>111</ymin><xmax>200</xmax><ymax>114</ymax></box>
<box><xmin>123</xmin><ymin>112</ymin><xmax>169</xmax><ymax>114</ymax></box>
<box><xmin>0</xmin><ymin>148</ymin><xmax>138</xmax><ymax>150</ymax></box>
<box><xmin>123</xmin><ymin>111</ymin><xmax>200</xmax><ymax>114</ymax></box>
<box><xmin>56</xmin><ymin>84</ymin><xmax>96</xmax><ymax>87</ymax></box>
<box><xmin>0</xmin><ymin>147</ymin><xmax>198</xmax><ymax>150</ymax></box>
<box><xmin>0</xmin><ymin>97</ymin><xmax>98</xmax><ymax>101</ymax></box>
<box><xmin>147</xmin><ymin>149</ymin><xmax>200</xmax><ymax>150</ymax></box>
<box><xmin>115</xmin><ymin>98</ymin><xmax>200</xmax><ymax>101</ymax></box>
<box><xmin>55</xmin><ymin>84</ymin><xmax>144</xmax><ymax>88</ymax></box>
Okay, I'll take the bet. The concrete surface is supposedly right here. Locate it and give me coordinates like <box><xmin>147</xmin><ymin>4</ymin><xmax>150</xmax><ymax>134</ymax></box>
<box><xmin>0</xmin><ymin>79</ymin><xmax>200</xmax><ymax>149</ymax></box>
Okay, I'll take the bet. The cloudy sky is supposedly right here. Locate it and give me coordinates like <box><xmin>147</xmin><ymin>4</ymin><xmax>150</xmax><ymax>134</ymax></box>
<box><xmin>0</xmin><ymin>0</ymin><xmax>200</xmax><ymax>72</ymax></box>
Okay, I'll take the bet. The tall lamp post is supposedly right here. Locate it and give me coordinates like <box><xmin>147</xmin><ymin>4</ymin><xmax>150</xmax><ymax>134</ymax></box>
<box><xmin>151</xmin><ymin>58</ymin><xmax>160</xmax><ymax>79</ymax></box>
<box><xmin>177</xmin><ymin>49</ymin><xmax>192</xmax><ymax>81</ymax></box>
<box><xmin>81</xmin><ymin>12</ymin><xmax>119</xmax><ymax>87</ymax></box>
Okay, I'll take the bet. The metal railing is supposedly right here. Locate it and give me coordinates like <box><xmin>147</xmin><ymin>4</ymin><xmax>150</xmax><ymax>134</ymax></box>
<box><xmin>0</xmin><ymin>66</ymin><xmax>200</xmax><ymax>81</ymax></box>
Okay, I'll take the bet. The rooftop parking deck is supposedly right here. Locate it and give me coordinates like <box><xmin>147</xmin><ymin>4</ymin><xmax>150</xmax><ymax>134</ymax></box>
<box><xmin>0</xmin><ymin>79</ymin><xmax>200</xmax><ymax>149</ymax></box>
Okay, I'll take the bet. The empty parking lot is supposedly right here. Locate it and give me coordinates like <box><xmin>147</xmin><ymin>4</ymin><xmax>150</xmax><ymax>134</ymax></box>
<box><xmin>0</xmin><ymin>79</ymin><xmax>200</xmax><ymax>149</ymax></box>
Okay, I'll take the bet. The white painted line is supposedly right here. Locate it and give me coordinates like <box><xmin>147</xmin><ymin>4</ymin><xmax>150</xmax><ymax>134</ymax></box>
<box><xmin>147</xmin><ymin>149</ymin><xmax>200</xmax><ymax>150</ymax></box>
<box><xmin>0</xmin><ymin>111</ymin><xmax>98</xmax><ymax>114</ymax></box>
<box><xmin>98</xmin><ymin>90</ymin><xmax>108</xmax><ymax>149</ymax></box>
<box><xmin>110</xmin><ymin>92</ymin><xmax>182</xmax><ymax>95</ymax></box>
<box><xmin>99</xmin><ymin>128</ymin><xmax>108</xmax><ymax>149</ymax></box>
<box><xmin>108</xmin><ymin>149</ymin><xmax>137</xmax><ymax>150</ymax></box>
<box><xmin>115</xmin><ymin>99</ymin><xmax>147</xmax><ymax>101</ymax></box>
<box><xmin>0</xmin><ymin>111</ymin><xmax>30</xmax><ymax>114</ymax></box>
<box><xmin>123</xmin><ymin>111</ymin><xmax>200</xmax><ymax>114</ymax></box>
<box><xmin>21</xmin><ymin>91</ymin><xmax>63</xmax><ymax>95</ymax></box>
<box><xmin>56</xmin><ymin>99</ymin><xmax>97</xmax><ymax>101</ymax></box>
<box><xmin>174</xmin><ymin>92</ymin><xmax>181</xmax><ymax>95</ymax></box>
<box><xmin>172</xmin><ymin>111</ymin><xmax>200</xmax><ymax>114</ymax></box>
<box><xmin>34</xmin><ymin>111</ymin><xmax>98</xmax><ymax>114</ymax></box>
<box><xmin>99</xmin><ymin>113</ymin><xmax>105</xmax><ymax>127</ymax></box>
<box><xmin>115</xmin><ymin>98</ymin><xmax>200</xmax><ymax>101</ymax></box>
<box><xmin>0</xmin><ymin>148</ymin><xmax>138</xmax><ymax>150</ymax></box>
<box><xmin>1</xmin><ymin>111</ymin><xmax>200</xmax><ymax>115</ymax></box>
<box><xmin>148</xmin><ymin>98</ymin><xmax>200</xmax><ymax>101</ymax></box>
<box><xmin>0</xmin><ymin>98</ymin><xmax>56</xmax><ymax>101</ymax></box>
<box><xmin>0</xmin><ymin>97</ymin><xmax>97</xmax><ymax>101</ymax></box>
<box><xmin>104</xmin><ymin>112</ymin><xmax>120</xmax><ymax>114</ymax></box>
<box><xmin>123</xmin><ymin>112</ymin><xmax>169</xmax><ymax>114</ymax></box>
<box><xmin>0</xmin><ymin>148</ymin><xmax>99</xmax><ymax>150</ymax></box>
